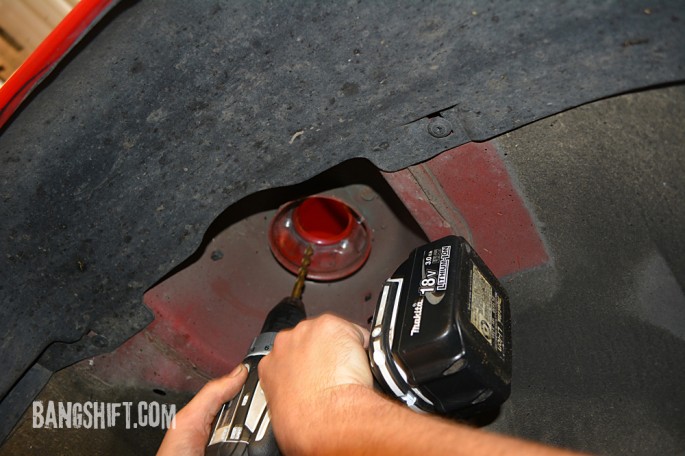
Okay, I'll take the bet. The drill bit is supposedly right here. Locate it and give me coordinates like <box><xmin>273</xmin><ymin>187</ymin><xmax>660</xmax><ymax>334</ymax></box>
<box><xmin>291</xmin><ymin>244</ymin><xmax>313</xmax><ymax>299</ymax></box>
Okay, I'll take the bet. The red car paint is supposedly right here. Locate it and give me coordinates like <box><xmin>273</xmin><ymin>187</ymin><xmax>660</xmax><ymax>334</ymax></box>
<box><xmin>0</xmin><ymin>0</ymin><xmax>116</xmax><ymax>129</ymax></box>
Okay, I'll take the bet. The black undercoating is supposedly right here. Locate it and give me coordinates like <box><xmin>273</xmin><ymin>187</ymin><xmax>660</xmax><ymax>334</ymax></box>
<box><xmin>490</xmin><ymin>86</ymin><xmax>685</xmax><ymax>455</ymax></box>
<box><xmin>1</xmin><ymin>0</ymin><xmax>684</xmax><ymax>447</ymax></box>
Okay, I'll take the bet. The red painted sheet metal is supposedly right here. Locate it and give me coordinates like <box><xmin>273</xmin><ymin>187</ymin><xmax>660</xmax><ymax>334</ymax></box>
<box><xmin>384</xmin><ymin>141</ymin><xmax>549</xmax><ymax>278</ymax></box>
<box><xmin>85</xmin><ymin>141</ymin><xmax>548</xmax><ymax>392</ymax></box>
<box><xmin>382</xmin><ymin>167</ymin><xmax>474</xmax><ymax>243</ymax></box>
<box><xmin>85</xmin><ymin>183</ymin><xmax>428</xmax><ymax>391</ymax></box>
<box><xmin>0</xmin><ymin>0</ymin><xmax>116</xmax><ymax>129</ymax></box>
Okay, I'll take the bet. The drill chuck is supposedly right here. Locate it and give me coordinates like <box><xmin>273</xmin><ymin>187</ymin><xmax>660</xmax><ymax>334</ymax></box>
<box><xmin>260</xmin><ymin>297</ymin><xmax>305</xmax><ymax>333</ymax></box>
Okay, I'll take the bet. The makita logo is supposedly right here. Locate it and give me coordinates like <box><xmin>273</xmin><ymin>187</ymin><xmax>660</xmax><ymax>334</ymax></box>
<box><xmin>410</xmin><ymin>298</ymin><xmax>424</xmax><ymax>336</ymax></box>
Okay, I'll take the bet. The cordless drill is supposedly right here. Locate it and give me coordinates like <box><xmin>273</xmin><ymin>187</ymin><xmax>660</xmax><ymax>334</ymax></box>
<box><xmin>206</xmin><ymin>236</ymin><xmax>512</xmax><ymax>455</ymax></box>
<box><xmin>205</xmin><ymin>247</ymin><xmax>312</xmax><ymax>456</ymax></box>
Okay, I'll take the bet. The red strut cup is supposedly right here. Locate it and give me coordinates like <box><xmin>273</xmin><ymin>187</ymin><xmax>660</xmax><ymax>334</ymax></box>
<box><xmin>268</xmin><ymin>196</ymin><xmax>372</xmax><ymax>281</ymax></box>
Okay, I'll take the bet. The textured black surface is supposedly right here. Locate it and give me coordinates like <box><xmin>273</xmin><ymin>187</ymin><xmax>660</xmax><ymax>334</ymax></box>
<box><xmin>0</xmin><ymin>365</ymin><xmax>190</xmax><ymax>456</ymax></box>
<box><xmin>1</xmin><ymin>0</ymin><xmax>684</xmax><ymax>422</ymax></box>
<box><xmin>0</xmin><ymin>364</ymin><xmax>52</xmax><ymax>444</ymax></box>
<box><xmin>490</xmin><ymin>86</ymin><xmax>685</xmax><ymax>455</ymax></box>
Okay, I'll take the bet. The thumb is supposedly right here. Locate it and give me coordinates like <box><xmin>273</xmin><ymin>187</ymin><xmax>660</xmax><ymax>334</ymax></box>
<box><xmin>157</xmin><ymin>364</ymin><xmax>248</xmax><ymax>456</ymax></box>
<box><xmin>195</xmin><ymin>364</ymin><xmax>248</xmax><ymax>427</ymax></box>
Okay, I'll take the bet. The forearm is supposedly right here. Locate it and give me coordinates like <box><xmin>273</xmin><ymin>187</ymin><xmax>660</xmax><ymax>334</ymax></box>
<box><xmin>259</xmin><ymin>315</ymin><xmax>584</xmax><ymax>456</ymax></box>
<box><xmin>303</xmin><ymin>385</ymin><xmax>584</xmax><ymax>456</ymax></box>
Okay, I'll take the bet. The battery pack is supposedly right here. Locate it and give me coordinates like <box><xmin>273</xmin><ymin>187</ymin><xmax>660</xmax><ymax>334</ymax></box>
<box><xmin>368</xmin><ymin>236</ymin><xmax>512</xmax><ymax>416</ymax></box>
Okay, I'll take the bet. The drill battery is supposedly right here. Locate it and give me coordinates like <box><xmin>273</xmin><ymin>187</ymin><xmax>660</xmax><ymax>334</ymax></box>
<box><xmin>368</xmin><ymin>236</ymin><xmax>512</xmax><ymax>417</ymax></box>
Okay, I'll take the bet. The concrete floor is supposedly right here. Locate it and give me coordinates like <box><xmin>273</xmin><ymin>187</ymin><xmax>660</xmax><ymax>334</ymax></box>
<box><xmin>2</xmin><ymin>85</ymin><xmax>684</xmax><ymax>455</ymax></box>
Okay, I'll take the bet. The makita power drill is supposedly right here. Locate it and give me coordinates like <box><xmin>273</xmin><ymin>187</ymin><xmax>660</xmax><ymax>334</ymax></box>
<box><xmin>206</xmin><ymin>236</ymin><xmax>512</xmax><ymax>455</ymax></box>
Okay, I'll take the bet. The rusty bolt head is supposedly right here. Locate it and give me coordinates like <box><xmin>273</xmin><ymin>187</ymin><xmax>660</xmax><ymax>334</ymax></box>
<box><xmin>427</xmin><ymin>117</ymin><xmax>453</xmax><ymax>138</ymax></box>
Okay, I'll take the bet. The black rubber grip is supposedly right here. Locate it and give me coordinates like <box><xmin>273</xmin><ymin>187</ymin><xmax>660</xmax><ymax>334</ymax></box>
<box><xmin>260</xmin><ymin>297</ymin><xmax>305</xmax><ymax>333</ymax></box>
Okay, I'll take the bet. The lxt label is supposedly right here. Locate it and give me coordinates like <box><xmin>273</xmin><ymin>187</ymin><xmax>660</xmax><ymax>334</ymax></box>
<box><xmin>469</xmin><ymin>264</ymin><xmax>506</xmax><ymax>359</ymax></box>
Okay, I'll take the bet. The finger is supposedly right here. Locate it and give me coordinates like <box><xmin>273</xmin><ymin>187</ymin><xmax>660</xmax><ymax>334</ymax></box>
<box><xmin>208</xmin><ymin>364</ymin><xmax>248</xmax><ymax>403</ymax></box>
<box><xmin>257</xmin><ymin>354</ymin><xmax>271</xmax><ymax>380</ymax></box>
<box><xmin>351</xmin><ymin>323</ymin><xmax>371</xmax><ymax>349</ymax></box>
<box><xmin>188</xmin><ymin>364</ymin><xmax>248</xmax><ymax>426</ymax></box>
<box><xmin>271</xmin><ymin>327</ymin><xmax>293</xmax><ymax>352</ymax></box>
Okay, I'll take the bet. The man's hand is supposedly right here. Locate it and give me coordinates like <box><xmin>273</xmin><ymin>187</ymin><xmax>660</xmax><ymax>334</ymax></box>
<box><xmin>157</xmin><ymin>364</ymin><xmax>248</xmax><ymax>456</ymax></box>
<box><xmin>258</xmin><ymin>314</ymin><xmax>588</xmax><ymax>456</ymax></box>
<box><xmin>258</xmin><ymin>314</ymin><xmax>372</xmax><ymax>454</ymax></box>
<box><xmin>157</xmin><ymin>314</ymin><xmax>587</xmax><ymax>456</ymax></box>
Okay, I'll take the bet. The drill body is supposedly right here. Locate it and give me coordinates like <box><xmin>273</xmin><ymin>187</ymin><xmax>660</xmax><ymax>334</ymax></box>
<box><xmin>205</xmin><ymin>297</ymin><xmax>305</xmax><ymax>456</ymax></box>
